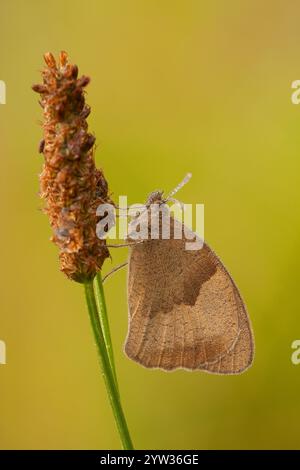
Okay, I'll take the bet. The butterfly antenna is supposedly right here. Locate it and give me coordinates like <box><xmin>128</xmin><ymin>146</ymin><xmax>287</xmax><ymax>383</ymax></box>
<box><xmin>165</xmin><ymin>172</ymin><xmax>192</xmax><ymax>201</ymax></box>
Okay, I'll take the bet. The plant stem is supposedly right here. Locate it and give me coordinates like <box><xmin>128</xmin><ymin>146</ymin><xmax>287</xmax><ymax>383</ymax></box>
<box><xmin>94</xmin><ymin>273</ymin><xmax>119</xmax><ymax>393</ymax></box>
<box><xmin>84</xmin><ymin>281</ymin><xmax>134</xmax><ymax>450</ymax></box>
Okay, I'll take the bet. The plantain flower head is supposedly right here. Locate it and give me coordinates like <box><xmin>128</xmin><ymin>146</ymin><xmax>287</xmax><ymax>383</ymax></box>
<box><xmin>33</xmin><ymin>51</ymin><xmax>111</xmax><ymax>282</ymax></box>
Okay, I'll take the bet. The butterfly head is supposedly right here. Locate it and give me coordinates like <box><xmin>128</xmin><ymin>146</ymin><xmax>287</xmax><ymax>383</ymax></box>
<box><xmin>145</xmin><ymin>173</ymin><xmax>192</xmax><ymax>208</ymax></box>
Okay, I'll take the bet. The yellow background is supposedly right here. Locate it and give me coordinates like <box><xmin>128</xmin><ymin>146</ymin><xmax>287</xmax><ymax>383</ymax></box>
<box><xmin>0</xmin><ymin>0</ymin><xmax>300</xmax><ymax>449</ymax></box>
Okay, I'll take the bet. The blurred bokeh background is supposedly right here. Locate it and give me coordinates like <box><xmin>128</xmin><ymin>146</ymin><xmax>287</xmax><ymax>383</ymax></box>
<box><xmin>0</xmin><ymin>0</ymin><xmax>300</xmax><ymax>450</ymax></box>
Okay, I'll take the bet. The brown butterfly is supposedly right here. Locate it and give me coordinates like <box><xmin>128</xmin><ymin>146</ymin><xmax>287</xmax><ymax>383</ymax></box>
<box><xmin>124</xmin><ymin>176</ymin><xmax>254</xmax><ymax>374</ymax></box>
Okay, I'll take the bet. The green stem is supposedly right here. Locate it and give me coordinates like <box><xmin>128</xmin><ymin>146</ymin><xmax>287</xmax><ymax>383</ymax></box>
<box><xmin>94</xmin><ymin>273</ymin><xmax>119</xmax><ymax>393</ymax></box>
<box><xmin>84</xmin><ymin>281</ymin><xmax>134</xmax><ymax>450</ymax></box>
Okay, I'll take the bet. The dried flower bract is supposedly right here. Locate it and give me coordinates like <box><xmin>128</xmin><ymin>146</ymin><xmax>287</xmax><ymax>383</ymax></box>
<box><xmin>33</xmin><ymin>51</ymin><xmax>111</xmax><ymax>282</ymax></box>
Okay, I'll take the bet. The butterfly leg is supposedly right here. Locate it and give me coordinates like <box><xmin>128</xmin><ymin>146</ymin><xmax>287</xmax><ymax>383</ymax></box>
<box><xmin>106</xmin><ymin>240</ymin><xmax>146</xmax><ymax>248</ymax></box>
<box><xmin>102</xmin><ymin>262</ymin><xmax>128</xmax><ymax>283</ymax></box>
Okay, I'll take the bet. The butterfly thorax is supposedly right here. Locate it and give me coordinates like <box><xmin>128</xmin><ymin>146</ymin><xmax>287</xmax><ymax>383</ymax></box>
<box><xmin>146</xmin><ymin>190</ymin><xmax>164</xmax><ymax>205</ymax></box>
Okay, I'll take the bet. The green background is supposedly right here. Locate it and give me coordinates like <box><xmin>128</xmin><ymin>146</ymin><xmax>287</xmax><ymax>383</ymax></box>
<box><xmin>0</xmin><ymin>0</ymin><xmax>300</xmax><ymax>449</ymax></box>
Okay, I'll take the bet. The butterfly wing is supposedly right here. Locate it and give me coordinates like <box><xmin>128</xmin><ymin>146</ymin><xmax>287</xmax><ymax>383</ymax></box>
<box><xmin>125</xmin><ymin>219</ymin><xmax>254</xmax><ymax>374</ymax></box>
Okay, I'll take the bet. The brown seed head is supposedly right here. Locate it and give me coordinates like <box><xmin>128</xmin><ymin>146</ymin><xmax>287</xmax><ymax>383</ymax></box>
<box><xmin>33</xmin><ymin>51</ymin><xmax>112</xmax><ymax>282</ymax></box>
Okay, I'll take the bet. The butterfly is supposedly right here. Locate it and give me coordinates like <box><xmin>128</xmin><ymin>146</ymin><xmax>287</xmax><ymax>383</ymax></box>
<box><xmin>123</xmin><ymin>175</ymin><xmax>254</xmax><ymax>374</ymax></box>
